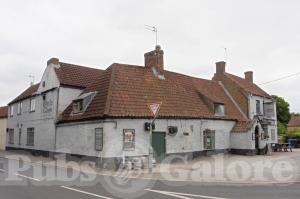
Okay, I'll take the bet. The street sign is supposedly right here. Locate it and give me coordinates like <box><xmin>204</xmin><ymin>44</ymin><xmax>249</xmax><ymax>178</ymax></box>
<box><xmin>147</xmin><ymin>102</ymin><xmax>161</xmax><ymax>117</ymax></box>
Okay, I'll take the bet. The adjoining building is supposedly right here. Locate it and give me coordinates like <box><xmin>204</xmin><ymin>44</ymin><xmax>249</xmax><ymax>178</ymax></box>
<box><xmin>0</xmin><ymin>106</ymin><xmax>8</xmax><ymax>150</ymax></box>
<box><xmin>6</xmin><ymin>46</ymin><xmax>278</xmax><ymax>166</ymax></box>
<box><xmin>288</xmin><ymin>114</ymin><xmax>300</xmax><ymax>132</ymax></box>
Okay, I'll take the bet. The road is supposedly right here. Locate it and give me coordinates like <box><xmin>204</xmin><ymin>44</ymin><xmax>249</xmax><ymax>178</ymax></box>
<box><xmin>0</xmin><ymin>157</ymin><xmax>300</xmax><ymax>199</ymax></box>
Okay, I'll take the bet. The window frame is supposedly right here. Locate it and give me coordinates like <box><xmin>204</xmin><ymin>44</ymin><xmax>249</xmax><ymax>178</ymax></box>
<box><xmin>73</xmin><ymin>99</ymin><xmax>84</xmax><ymax>114</ymax></box>
<box><xmin>95</xmin><ymin>128</ymin><xmax>104</xmax><ymax>151</ymax></box>
<box><xmin>203</xmin><ymin>129</ymin><xmax>215</xmax><ymax>150</ymax></box>
<box><xmin>256</xmin><ymin>100</ymin><xmax>261</xmax><ymax>115</ymax></box>
<box><xmin>26</xmin><ymin>128</ymin><xmax>34</xmax><ymax>146</ymax></box>
<box><xmin>18</xmin><ymin>128</ymin><xmax>22</xmax><ymax>145</ymax></box>
<box><xmin>123</xmin><ymin>129</ymin><xmax>135</xmax><ymax>151</ymax></box>
<box><xmin>10</xmin><ymin>106</ymin><xmax>14</xmax><ymax>117</ymax></box>
<box><xmin>8</xmin><ymin>129</ymin><xmax>14</xmax><ymax>144</ymax></box>
<box><xmin>17</xmin><ymin>102</ymin><xmax>22</xmax><ymax>115</ymax></box>
<box><xmin>30</xmin><ymin>98</ymin><xmax>36</xmax><ymax>112</ymax></box>
<box><xmin>214</xmin><ymin>103</ymin><xmax>225</xmax><ymax>116</ymax></box>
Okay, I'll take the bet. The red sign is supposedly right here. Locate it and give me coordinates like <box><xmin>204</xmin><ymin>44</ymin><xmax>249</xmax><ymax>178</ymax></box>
<box><xmin>147</xmin><ymin>102</ymin><xmax>162</xmax><ymax>117</ymax></box>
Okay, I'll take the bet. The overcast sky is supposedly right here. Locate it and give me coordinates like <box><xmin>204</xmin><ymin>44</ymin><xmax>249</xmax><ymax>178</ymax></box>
<box><xmin>0</xmin><ymin>0</ymin><xmax>299</xmax><ymax>112</ymax></box>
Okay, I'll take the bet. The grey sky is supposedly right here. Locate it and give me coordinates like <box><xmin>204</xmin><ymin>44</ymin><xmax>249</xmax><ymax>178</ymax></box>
<box><xmin>0</xmin><ymin>0</ymin><xmax>299</xmax><ymax>112</ymax></box>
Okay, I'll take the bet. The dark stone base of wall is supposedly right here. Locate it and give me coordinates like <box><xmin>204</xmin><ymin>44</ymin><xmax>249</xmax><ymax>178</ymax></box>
<box><xmin>6</xmin><ymin>147</ymin><xmax>54</xmax><ymax>157</ymax></box>
<box><xmin>230</xmin><ymin>148</ymin><xmax>256</xmax><ymax>156</ymax></box>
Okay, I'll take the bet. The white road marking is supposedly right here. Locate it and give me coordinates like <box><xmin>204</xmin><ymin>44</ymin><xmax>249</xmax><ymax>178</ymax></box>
<box><xmin>145</xmin><ymin>189</ymin><xmax>228</xmax><ymax>199</ymax></box>
<box><xmin>61</xmin><ymin>186</ymin><xmax>113</xmax><ymax>199</ymax></box>
<box><xmin>14</xmin><ymin>173</ymin><xmax>41</xmax><ymax>181</ymax></box>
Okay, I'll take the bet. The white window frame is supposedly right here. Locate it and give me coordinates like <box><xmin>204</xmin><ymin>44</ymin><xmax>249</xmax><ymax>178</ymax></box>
<box><xmin>30</xmin><ymin>98</ymin><xmax>36</xmax><ymax>112</ymax></box>
<box><xmin>73</xmin><ymin>100</ymin><xmax>84</xmax><ymax>114</ymax></box>
<box><xmin>17</xmin><ymin>102</ymin><xmax>22</xmax><ymax>115</ymax></box>
<box><xmin>214</xmin><ymin>103</ymin><xmax>225</xmax><ymax>116</ymax></box>
<box><xmin>256</xmin><ymin>100</ymin><xmax>261</xmax><ymax>115</ymax></box>
<box><xmin>203</xmin><ymin>129</ymin><xmax>215</xmax><ymax>150</ymax></box>
<box><xmin>10</xmin><ymin>106</ymin><xmax>14</xmax><ymax>117</ymax></box>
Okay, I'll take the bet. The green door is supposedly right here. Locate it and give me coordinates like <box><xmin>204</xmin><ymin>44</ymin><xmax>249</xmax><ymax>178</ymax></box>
<box><xmin>152</xmin><ymin>132</ymin><xmax>166</xmax><ymax>162</ymax></box>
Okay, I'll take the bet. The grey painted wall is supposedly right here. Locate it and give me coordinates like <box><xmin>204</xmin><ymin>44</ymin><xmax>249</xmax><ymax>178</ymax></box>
<box><xmin>56</xmin><ymin>118</ymin><xmax>235</xmax><ymax>158</ymax></box>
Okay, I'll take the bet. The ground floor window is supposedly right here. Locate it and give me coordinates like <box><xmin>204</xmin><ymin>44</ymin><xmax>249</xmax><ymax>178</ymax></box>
<box><xmin>27</xmin><ymin>128</ymin><xmax>34</xmax><ymax>146</ymax></box>
<box><xmin>123</xmin><ymin>129</ymin><xmax>135</xmax><ymax>150</ymax></box>
<box><xmin>8</xmin><ymin>129</ymin><xmax>14</xmax><ymax>144</ymax></box>
<box><xmin>203</xmin><ymin>129</ymin><xmax>215</xmax><ymax>150</ymax></box>
<box><xmin>95</xmin><ymin>128</ymin><xmax>103</xmax><ymax>151</ymax></box>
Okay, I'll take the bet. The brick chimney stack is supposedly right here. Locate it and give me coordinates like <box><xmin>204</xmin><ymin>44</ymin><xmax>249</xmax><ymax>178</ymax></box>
<box><xmin>244</xmin><ymin>71</ymin><xmax>253</xmax><ymax>83</ymax></box>
<box><xmin>216</xmin><ymin>61</ymin><xmax>226</xmax><ymax>76</ymax></box>
<box><xmin>144</xmin><ymin>45</ymin><xmax>164</xmax><ymax>71</ymax></box>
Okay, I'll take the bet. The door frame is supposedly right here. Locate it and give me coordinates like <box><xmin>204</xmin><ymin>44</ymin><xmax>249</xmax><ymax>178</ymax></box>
<box><xmin>152</xmin><ymin>131</ymin><xmax>166</xmax><ymax>162</ymax></box>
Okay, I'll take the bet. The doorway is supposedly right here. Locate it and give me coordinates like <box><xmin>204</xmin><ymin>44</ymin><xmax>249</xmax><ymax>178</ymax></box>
<box><xmin>152</xmin><ymin>132</ymin><xmax>166</xmax><ymax>162</ymax></box>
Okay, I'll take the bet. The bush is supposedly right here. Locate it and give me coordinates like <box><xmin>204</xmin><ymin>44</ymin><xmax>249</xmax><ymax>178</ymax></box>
<box><xmin>286</xmin><ymin>130</ymin><xmax>300</xmax><ymax>142</ymax></box>
<box><xmin>278</xmin><ymin>122</ymin><xmax>287</xmax><ymax>135</ymax></box>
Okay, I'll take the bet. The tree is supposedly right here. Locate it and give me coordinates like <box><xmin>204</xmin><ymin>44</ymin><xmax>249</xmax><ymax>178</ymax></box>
<box><xmin>272</xmin><ymin>95</ymin><xmax>291</xmax><ymax>134</ymax></box>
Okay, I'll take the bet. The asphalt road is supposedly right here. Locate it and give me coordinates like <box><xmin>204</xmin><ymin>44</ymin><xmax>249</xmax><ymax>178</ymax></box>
<box><xmin>0</xmin><ymin>157</ymin><xmax>300</xmax><ymax>199</ymax></box>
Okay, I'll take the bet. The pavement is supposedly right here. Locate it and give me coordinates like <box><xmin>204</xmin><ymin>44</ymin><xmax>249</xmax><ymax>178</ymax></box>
<box><xmin>0</xmin><ymin>150</ymin><xmax>300</xmax><ymax>198</ymax></box>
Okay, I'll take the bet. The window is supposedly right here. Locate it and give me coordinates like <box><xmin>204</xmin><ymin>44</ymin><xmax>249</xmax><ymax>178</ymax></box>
<box><xmin>10</xmin><ymin>106</ymin><xmax>14</xmax><ymax>117</ymax></box>
<box><xmin>214</xmin><ymin>103</ymin><xmax>225</xmax><ymax>116</ymax></box>
<box><xmin>8</xmin><ymin>129</ymin><xmax>14</xmax><ymax>144</ymax></box>
<box><xmin>73</xmin><ymin>100</ymin><xmax>84</xmax><ymax>114</ymax></box>
<box><xmin>42</xmin><ymin>81</ymin><xmax>45</xmax><ymax>87</ymax></box>
<box><xmin>30</xmin><ymin>98</ymin><xmax>36</xmax><ymax>112</ymax></box>
<box><xmin>123</xmin><ymin>129</ymin><xmax>135</xmax><ymax>150</ymax></box>
<box><xmin>262</xmin><ymin>125</ymin><xmax>269</xmax><ymax>139</ymax></box>
<box><xmin>203</xmin><ymin>129</ymin><xmax>215</xmax><ymax>150</ymax></box>
<box><xmin>27</xmin><ymin>128</ymin><xmax>34</xmax><ymax>146</ymax></box>
<box><xmin>17</xmin><ymin>102</ymin><xmax>22</xmax><ymax>115</ymax></box>
<box><xmin>18</xmin><ymin>128</ymin><xmax>22</xmax><ymax>145</ymax></box>
<box><xmin>256</xmin><ymin>100</ymin><xmax>261</xmax><ymax>115</ymax></box>
<box><xmin>95</xmin><ymin>128</ymin><xmax>103</xmax><ymax>151</ymax></box>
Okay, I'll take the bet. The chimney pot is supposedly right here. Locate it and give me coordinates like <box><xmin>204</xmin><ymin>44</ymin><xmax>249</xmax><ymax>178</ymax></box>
<box><xmin>47</xmin><ymin>57</ymin><xmax>59</xmax><ymax>66</ymax></box>
<box><xmin>216</xmin><ymin>61</ymin><xmax>226</xmax><ymax>75</ymax></box>
<box><xmin>144</xmin><ymin>45</ymin><xmax>164</xmax><ymax>71</ymax></box>
<box><xmin>245</xmin><ymin>71</ymin><xmax>253</xmax><ymax>83</ymax></box>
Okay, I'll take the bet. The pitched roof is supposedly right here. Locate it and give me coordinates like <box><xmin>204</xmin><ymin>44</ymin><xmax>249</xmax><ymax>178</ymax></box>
<box><xmin>288</xmin><ymin>115</ymin><xmax>300</xmax><ymax>127</ymax></box>
<box><xmin>8</xmin><ymin>84</ymin><xmax>40</xmax><ymax>105</ymax></box>
<box><xmin>0</xmin><ymin>106</ymin><xmax>8</xmax><ymax>118</ymax></box>
<box><xmin>55</xmin><ymin>62</ymin><xmax>104</xmax><ymax>88</ymax></box>
<box><xmin>225</xmin><ymin>73</ymin><xmax>271</xmax><ymax>99</ymax></box>
<box><xmin>231</xmin><ymin>120</ymin><xmax>255</xmax><ymax>133</ymax></box>
<box><xmin>59</xmin><ymin>64</ymin><xmax>246</xmax><ymax>123</ymax></box>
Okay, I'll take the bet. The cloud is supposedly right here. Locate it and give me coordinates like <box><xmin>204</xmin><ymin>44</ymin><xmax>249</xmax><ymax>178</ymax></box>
<box><xmin>0</xmin><ymin>0</ymin><xmax>299</xmax><ymax>112</ymax></box>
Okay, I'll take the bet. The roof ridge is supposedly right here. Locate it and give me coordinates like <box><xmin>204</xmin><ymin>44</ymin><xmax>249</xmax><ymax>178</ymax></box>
<box><xmin>59</xmin><ymin>62</ymin><xmax>103</xmax><ymax>71</ymax></box>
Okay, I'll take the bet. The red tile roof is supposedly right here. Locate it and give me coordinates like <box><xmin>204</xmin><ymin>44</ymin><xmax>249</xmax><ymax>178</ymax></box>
<box><xmin>0</xmin><ymin>106</ymin><xmax>8</xmax><ymax>118</ymax></box>
<box><xmin>59</xmin><ymin>64</ymin><xmax>246</xmax><ymax>123</ymax></box>
<box><xmin>231</xmin><ymin>120</ymin><xmax>255</xmax><ymax>133</ymax></box>
<box><xmin>8</xmin><ymin>84</ymin><xmax>40</xmax><ymax>105</ymax></box>
<box><xmin>225</xmin><ymin>73</ymin><xmax>271</xmax><ymax>99</ymax></box>
<box><xmin>288</xmin><ymin>115</ymin><xmax>300</xmax><ymax>127</ymax></box>
<box><xmin>55</xmin><ymin>62</ymin><xmax>104</xmax><ymax>88</ymax></box>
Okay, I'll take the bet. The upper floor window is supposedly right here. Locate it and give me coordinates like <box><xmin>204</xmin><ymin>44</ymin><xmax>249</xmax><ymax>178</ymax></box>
<box><xmin>214</xmin><ymin>103</ymin><xmax>225</xmax><ymax>116</ymax></box>
<box><xmin>73</xmin><ymin>100</ymin><xmax>84</xmax><ymax>114</ymax></box>
<box><xmin>17</xmin><ymin>102</ymin><xmax>22</xmax><ymax>115</ymax></box>
<box><xmin>30</xmin><ymin>98</ymin><xmax>36</xmax><ymax>112</ymax></box>
<box><xmin>72</xmin><ymin>92</ymin><xmax>96</xmax><ymax>114</ymax></box>
<box><xmin>256</xmin><ymin>100</ymin><xmax>261</xmax><ymax>115</ymax></box>
<box><xmin>10</xmin><ymin>106</ymin><xmax>14</xmax><ymax>117</ymax></box>
<box><xmin>95</xmin><ymin>128</ymin><xmax>103</xmax><ymax>151</ymax></box>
